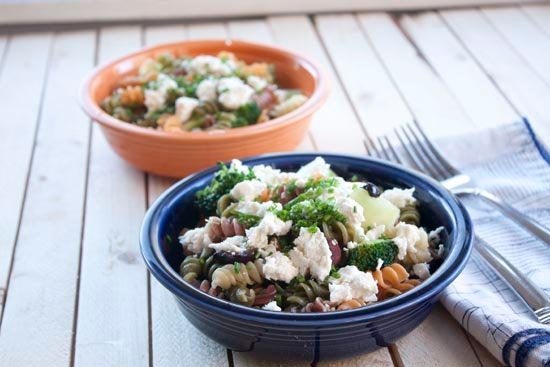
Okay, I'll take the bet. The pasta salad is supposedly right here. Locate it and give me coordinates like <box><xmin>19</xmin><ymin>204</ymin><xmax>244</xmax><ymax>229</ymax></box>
<box><xmin>101</xmin><ymin>52</ymin><xmax>308</xmax><ymax>132</ymax></box>
<box><xmin>179</xmin><ymin>158</ymin><xmax>447</xmax><ymax>312</ymax></box>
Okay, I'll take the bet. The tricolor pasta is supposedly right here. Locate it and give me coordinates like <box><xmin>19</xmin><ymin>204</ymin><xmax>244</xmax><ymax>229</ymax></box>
<box><xmin>178</xmin><ymin>157</ymin><xmax>447</xmax><ymax>312</ymax></box>
<box><xmin>101</xmin><ymin>52</ymin><xmax>308</xmax><ymax>132</ymax></box>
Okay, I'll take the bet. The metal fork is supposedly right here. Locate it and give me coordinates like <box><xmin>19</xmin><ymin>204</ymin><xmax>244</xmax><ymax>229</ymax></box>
<box><xmin>365</xmin><ymin>122</ymin><xmax>550</xmax><ymax>324</ymax></box>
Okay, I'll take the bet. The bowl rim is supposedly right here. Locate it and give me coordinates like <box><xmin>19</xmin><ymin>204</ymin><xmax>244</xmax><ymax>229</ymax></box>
<box><xmin>140</xmin><ymin>153</ymin><xmax>474</xmax><ymax>326</ymax></box>
<box><xmin>79</xmin><ymin>39</ymin><xmax>330</xmax><ymax>142</ymax></box>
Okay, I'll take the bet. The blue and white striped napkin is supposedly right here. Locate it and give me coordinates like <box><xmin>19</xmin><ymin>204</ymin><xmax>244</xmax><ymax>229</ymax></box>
<box><xmin>436</xmin><ymin>120</ymin><xmax>550</xmax><ymax>367</ymax></box>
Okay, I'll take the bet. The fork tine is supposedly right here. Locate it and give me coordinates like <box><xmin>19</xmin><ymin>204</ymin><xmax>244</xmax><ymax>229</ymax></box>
<box><xmin>404</xmin><ymin>123</ymin><xmax>449</xmax><ymax>179</ymax></box>
<box><xmin>399</xmin><ymin>125</ymin><xmax>444</xmax><ymax>180</ymax></box>
<box><xmin>364</xmin><ymin>135</ymin><xmax>381</xmax><ymax>159</ymax></box>
<box><xmin>376</xmin><ymin>136</ymin><xmax>393</xmax><ymax>161</ymax></box>
<box><xmin>412</xmin><ymin>120</ymin><xmax>460</xmax><ymax>176</ymax></box>
<box><xmin>382</xmin><ymin>136</ymin><xmax>403</xmax><ymax>164</ymax></box>
<box><xmin>394</xmin><ymin>128</ymin><xmax>425</xmax><ymax>172</ymax></box>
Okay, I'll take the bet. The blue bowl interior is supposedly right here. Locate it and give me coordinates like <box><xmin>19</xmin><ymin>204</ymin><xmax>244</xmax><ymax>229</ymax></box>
<box><xmin>143</xmin><ymin>153</ymin><xmax>472</xmax><ymax>321</ymax></box>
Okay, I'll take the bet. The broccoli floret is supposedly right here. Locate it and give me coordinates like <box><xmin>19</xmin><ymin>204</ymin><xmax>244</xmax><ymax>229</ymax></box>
<box><xmin>232</xmin><ymin>101</ymin><xmax>261</xmax><ymax>127</ymax></box>
<box><xmin>277</xmin><ymin>198</ymin><xmax>347</xmax><ymax>233</ymax></box>
<box><xmin>195</xmin><ymin>163</ymin><xmax>255</xmax><ymax>215</ymax></box>
<box><xmin>347</xmin><ymin>239</ymin><xmax>398</xmax><ymax>271</ymax></box>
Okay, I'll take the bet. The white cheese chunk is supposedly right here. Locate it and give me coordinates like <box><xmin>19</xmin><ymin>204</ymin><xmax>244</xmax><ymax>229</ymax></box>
<box><xmin>329</xmin><ymin>265</ymin><xmax>378</xmax><ymax>303</ymax></box>
<box><xmin>157</xmin><ymin>73</ymin><xmax>178</xmax><ymax>94</ymax></box>
<box><xmin>144</xmin><ymin>89</ymin><xmax>166</xmax><ymax>111</ymax></box>
<box><xmin>381</xmin><ymin>188</ymin><xmax>416</xmax><ymax>209</ymax></box>
<box><xmin>209</xmin><ymin>235</ymin><xmax>246</xmax><ymax>253</ymax></box>
<box><xmin>412</xmin><ymin>263</ymin><xmax>431</xmax><ymax>280</ymax></box>
<box><xmin>229</xmin><ymin>159</ymin><xmax>250</xmax><ymax>174</ymax></box>
<box><xmin>247</xmin><ymin>75</ymin><xmax>268</xmax><ymax>91</ymax></box>
<box><xmin>234</xmin><ymin>201</ymin><xmax>280</xmax><ymax>218</ymax></box>
<box><xmin>296</xmin><ymin>157</ymin><xmax>331</xmax><ymax>180</ymax></box>
<box><xmin>391</xmin><ymin>222</ymin><xmax>432</xmax><ymax>264</ymax></box>
<box><xmin>365</xmin><ymin>225</ymin><xmax>386</xmax><ymax>241</ymax></box>
<box><xmin>246</xmin><ymin>212</ymin><xmax>291</xmax><ymax>253</ymax></box>
<box><xmin>262</xmin><ymin>301</ymin><xmax>282</xmax><ymax>312</ymax></box>
<box><xmin>263</xmin><ymin>252</ymin><xmax>299</xmax><ymax>283</ymax></box>
<box><xmin>218</xmin><ymin>78</ymin><xmax>255</xmax><ymax>110</ymax></box>
<box><xmin>179</xmin><ymin>227</ymin><xmax>211</xmax><ymax>254</ymax></box>
<box><xmin>196</xmin><ymin>78</ymin><xmax>218</xmax><ymax>102</ymax></box>
<box><xmin>335</xmin><ymin>197</ymin><xmax>364</xmax><ymax>226</ymax></box>
<box><xmin>230</xmin><ymin>180</ymin><xmax>267</xmax><ymax>201</ymax></box>
<box><xmin>291</xmin><ymin>227</ymin><xmax>332</xmax><ymax>280</ymax></box>
<box><xmin>190</xmin><ymin>55</ymin><xmax>233</xmax><ymax>76</ymax></box>
<box><xmin>175</xmin><ymin>96</ymin><xmax>199</xmax><ymax>123</ymax></box>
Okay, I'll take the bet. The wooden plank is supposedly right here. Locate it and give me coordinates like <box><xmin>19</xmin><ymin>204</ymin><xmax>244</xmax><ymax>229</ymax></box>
<box><xmin>268</xmin><ymin>16</ymin><xmax>367</xmax><ymax>154</ymax></box>
<box><xmin>187</xmin><ymin>22</ymin><xmax>227</xmax><ymax>39</ymax></box>
<box><xmin>522</xmin><ymin>4</ymin><xmax>550</xmax><ymax>37</ymax></box>
<box><xmin>74</xmin><ymin>26</ymin><xmax>149</xmax><ymax>367</ymax></box>
<box><xmin>227</xmin><ymin>19</ymin><xmax>316</xmax><ymax>151</ymax></box>
<box><xmin>482</xmin><ymin>7</ymin><xmax>550</xmax><ymax>89</ymax></box>
<box><xmin>0</xmin><ymin>30</ymin><xmax>94</xmax><ymax>367</ymax></box>
<box><xmin>315</xmin><ymin>14</ymin><xmax>413</xmax><ymax>136</ymax></box>
<box><xmin>0</xmin><ymin>0</ymin><xmax>544</xmax><ymax>26</ymax></box>
<box><xmin>399</xmin><ymin>12</ymin><xmax>519</xmax><ymax>129</ymax></box>
<box><xmin>143</xmin><ymin>25</ymin><xmax>231</xmax><ymax>367</ymax></box>
<box><xmin>357</xmin><ymin>13</ymin><xmax>477</xmax><ymax>140</ymax></box>
<box><xmin>0</xmin><ymin>33</ymin><xmax>52</xmax><ymax>319</ymax></box>
<box><xmin>441</xmin><ymin>9</ymin><xmax>550</xmax><ymax>142</ymax></box>
<box><xmin>467</xmin><ymin>333</ymin><xmax>502</xmax><ymax>367</ymax></box>
<box><xmin>394</xmin><ymin>304</ymin><xmax>484</xmax><ymax>366</ymax></box>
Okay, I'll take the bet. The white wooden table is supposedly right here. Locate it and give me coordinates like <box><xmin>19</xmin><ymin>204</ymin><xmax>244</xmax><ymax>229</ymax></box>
<box><xmin>1</xmin><ymin>5</ymin><xmax>550</xmax><ymax>366</ymax></box>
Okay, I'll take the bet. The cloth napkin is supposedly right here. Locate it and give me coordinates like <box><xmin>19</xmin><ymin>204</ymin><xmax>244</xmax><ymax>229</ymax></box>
<box><xmin>434</xmin><ymin>119</ymin><xmax>550</xmax><ymax>367</ymax></box>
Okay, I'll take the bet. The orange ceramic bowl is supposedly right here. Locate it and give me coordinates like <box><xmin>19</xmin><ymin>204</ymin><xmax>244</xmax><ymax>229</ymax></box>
<box><xmin>80</xmin><ymin>39</ymin><xmax>329</xmax><ymax>178</ymax></box>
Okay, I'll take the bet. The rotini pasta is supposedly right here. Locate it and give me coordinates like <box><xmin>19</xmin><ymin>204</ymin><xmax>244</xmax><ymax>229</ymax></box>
<box><xmin>372</xmin><ymin>263</ymin><xmax>422</xmax><ymax>301</ymax></box>
<box><xmin>211</xmin><ymin>260</ymin><xmax>264</xmax><ymax>289</ymax></box>
<box><xmin>270</xmin><ymin>94</ymin><xmax>308</xmax><ymax>118</ymax></box>
<box><xmin>400</xmin><ymin>202</ymin><xmax>421</xmax><ymax>226</ymax></box>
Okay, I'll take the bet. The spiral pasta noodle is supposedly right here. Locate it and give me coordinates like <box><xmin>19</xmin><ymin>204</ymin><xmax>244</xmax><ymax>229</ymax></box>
<box><xmin>400</xmin><ymin>203</ymin><xmax>421</xmax><ymax>226</ymax></box>
<box><xmin>119</xmin><ymin>86</ymin><xmax>144</xmax><ymax>106</ymax></box>
<box><xmin>372</xmin><ymin>263</ymin><xmax>421</xmax><ymax>300</ymax></box>
<box><xmin>270</xmin><ymin>94</ymin><xmax>307</xmax><ymax>118</ymax></box>
<box><xmin>206</xmin><ymin>216</ymin><xmax>246</xmax><ymax>242</ymax></box>
<box><xmin>211</xmin><ymin>260</ymin><xmax>264</xmax><ymax>289</ymax></box>
<box><xmin>321</xmin><ymin>221</ymin><xmax>350</xmax><ymax>245</ymax></box>
<box><xmin>286</xmin><ymin>279</ymin><xmax>329</xmax><ymax>308</ymax></box>
<box><xmin>229</xmin><ymin>287</ymin><xmax>256</xmax><ymax>306</ymax></box>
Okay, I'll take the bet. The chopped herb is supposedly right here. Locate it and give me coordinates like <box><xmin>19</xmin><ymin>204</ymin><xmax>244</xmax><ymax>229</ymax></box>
<box><xmin>232</xmin><ymin>211</ymin><xmax>261</xmax><ymax>228</ymax></box>
<box><xmin>295</xmin><ymin>275</ymin><xmax>306</xmax><ymax>283</ymax></box>
<box><xmin>329</xmin><ymin>266</ymin><xmax>341</xmax><ymax>279</ymax></box>
<box><xmin>233</xmin><ymin>262</ymin><xmax>242</xmax><ymax>274</ymax></box>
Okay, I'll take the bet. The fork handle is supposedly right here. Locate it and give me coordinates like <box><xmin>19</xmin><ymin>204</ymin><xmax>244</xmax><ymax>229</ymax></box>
<box><xmin>454</xmin><ymin>188</ymin><xmax>550</xmax><ymax>245</ymax></box>
<box><xmin>474</xmin><ymin>236</ymin><xmax>550</xmax><ymax>314</ymax></box>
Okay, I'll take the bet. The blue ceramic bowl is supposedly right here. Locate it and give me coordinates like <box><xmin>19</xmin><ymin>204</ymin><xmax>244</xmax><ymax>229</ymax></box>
<box><xmin>140</xmin><ymin>153</ymin><xmax>473</xmax><ymax>363</ymax></box>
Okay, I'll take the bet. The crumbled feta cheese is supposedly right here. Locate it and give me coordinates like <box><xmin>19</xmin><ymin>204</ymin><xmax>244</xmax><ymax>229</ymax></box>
<box><xmin>365</xmin><ymin>225</ymin><xmax>386</xmax><ymax>241</ymax></box>
<box><xmin>144</xmin><ymin>89</ymin><xmax>166</xmax><ymax>111</ymax></box>
<box><xmin>247</xmin><ymin>75</ymin><xmax>268</xmax><ymax>91</ymax></box>
<box><xmin>196</xmin><ymin>78</ymin><xmax>218</xmax><ymax>102</ymax></box>
<box><xmin>252</xmin><ymin>165</ymin><xmax>290</xmax><ymax>186</ymax></box>
<box><xmin>376</xmin><ymin>258</ymin><xmax>384</xmax><ymax>271</ymax></box>
<box><xmin>437</xmin><ymin>244</ymin><xmax>445</xmax><ymax>257</ymax></box>
<box><xmin>234</xmin><ymin>201</ymin><xmax>280</xmax><ymax>217</ymax></box>
<box><xmin>209</xmin><ymin>235</ymin><xmax>246</xmax><ymax>253</ymax></box>
<box><xmin>217</xmin><ymin>76</ymin><xmax>243</xmax><ymax>91</ymax></box>
<box><xmin>190</xmin><ymin>55</ymin><xmax>233</xmax><ymax>76</ymax></box>
<box><xmin>288</xmin><ymin>248</ymin><xmax>309</xmax><ymax>276</ymax></box>
<box><xmin>412</xmin><ymin>263</ymin><xmax>430</xmax><ymax>280</ymax></box>
<box><xmin>218</xmin><ymin>81</ymin><xmax>255</xmax><ymax>110</ymax></box>
<box><xmin>291</xmin><ymin>227</ymin><xmax>332</xmax><ymax>280</ymax></box>
<box><xmin>335</xmin><ymin>197</ymin><xmax>364</xmax><ymax>226</ymax></box>
<box><xmin>246</xmin><ymin>212</ymin><xmax>291</xmax><ymax>252</ymax></box>
<box><xmin>381</xmin><ymin>188</ymin><xmax>416</xmax><ymax>209</ymax></box>
<box><xmin>230</xmin><ymin>180</ymin><xmax>267</xmax><ymax>201</ymax></box>
<box><xmin>391</xmin><ymin>222</ymin><xmax>432</xmax><ymax>264</ymax></box>
<box><xmin>179</xmin><ymin>227</ymin><xmax>211</xmax><ymax>254</ymax></box>
<box><xmin>157</xmin><ymin>73</ymin><xmax>178</xmax><ymax>94</ymax></box>
<box><xmin>262</xmin><ymin>301</ymin><xmax>281</xmax><ymax>312</ymax></box>
<box><xmin>329</xmin><ymin>265</ymin><xmax>378</xmax><ymax>303</ymax></box>
<box><xmin>229</xmin><ymin>159</ymin><xmax>250</xmax><ymax>174</ymax></box>
<box><xmin>296</xmin><ymin>157</ymin><xmax>331</xmax><ymax>179</ymax></box>
<box><xmin>346</xmin><ymin>241</ymin><xmax>359</xmax><ymax>250</ymax></box>
<box><xmin>175</xmin><ymin>96</ymin><xmax>199</xmax><ymax>122</ymax></box>
<box><xmin>263</xmin><ymin>252</ymin><xmax>299</xmax><ymax>283</ymax></box>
